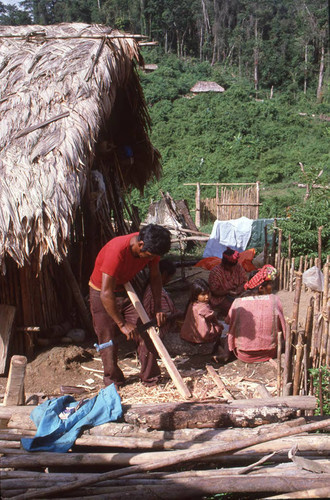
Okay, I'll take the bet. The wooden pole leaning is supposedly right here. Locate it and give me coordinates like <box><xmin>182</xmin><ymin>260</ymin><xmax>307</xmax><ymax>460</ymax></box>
<box><xmin>124</xmin><ymin>282</ymin><xmax>191</xmax><ymax>399</ymax></box>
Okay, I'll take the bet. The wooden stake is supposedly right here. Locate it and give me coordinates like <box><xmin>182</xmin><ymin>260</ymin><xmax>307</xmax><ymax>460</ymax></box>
<box><xmin>289</xmin><ymin>258</ymin><xmax>295</xmax><ymax>292</ymax></box>
<box><xmin>277</xmin><ymin>331</ymin><xmax>282</xmax><ymax>396</ymax></box>
<box><xmin>3</xmin><ymin>356</ymin><xmax>27</xmax><ymax>406</ymax></box>
<box><xmin>292</xmin><ymin>272</ymin><xmax>302</xmax><ymax>332</ymax></box>
<box><xmin>277</xmin><ymin>228</ymin><xmax>282</xmax><ymax>271</ymax></box>
<box><xmin>264</xmin><ymin>225</ymin><xmax>268</xmax><ymax>265</ymax></box>
<box><xmin>195</xmin><ymin>182</ymin><xmax>201</xmax><ymax>228</ymax></box>
<box><xmin>124</xmin><ymin>282</ymin><xmax>191</xmax><ymax>399</ymax></box>
<box><xmin>293</xmin><ymin>332</ymin><xmax>304</xmax><ymax>396</ymax></box>
<box><xmin>283</xmin><ymin>322</ymin><xmax>293</xmax><ymax>396</ymax></box>
<box><xmin>318</xmin><ymin>226</ymin><xmax>323</xmax><ymax>268</ymax></box>
<box><xmin>206</xmin><ymin>365</ymin><xmax>234</xmax><ymax>400</ymax></box>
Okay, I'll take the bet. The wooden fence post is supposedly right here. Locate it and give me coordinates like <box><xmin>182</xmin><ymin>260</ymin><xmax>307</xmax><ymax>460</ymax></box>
<box><xmin>195</xmin><ymin>182</ymin><xmax>201</xmax><ymax>228</ymax></box>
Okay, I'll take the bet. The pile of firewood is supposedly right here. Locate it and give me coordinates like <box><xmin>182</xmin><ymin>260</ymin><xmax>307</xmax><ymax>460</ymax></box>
<box><xmin>1</xmin><ymin>396</ymin><xmax>329</xmax><ymax>499</ymax></box>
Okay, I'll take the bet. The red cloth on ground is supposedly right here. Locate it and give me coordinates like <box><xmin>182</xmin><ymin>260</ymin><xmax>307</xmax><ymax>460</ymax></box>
<box><xmin>90</xmin><ymin>233</ymin><xmax>160</xmax><ymax>290</ymax></box>
<box><xmin>195</xmin><ymin>249</ymin><xmax>256</xmax><ymax>273</ymax></box>
<box><xmin>226</xmin><ymin>294</ymin><xmax>285</xmax><ymax>363</ymax></box>
<box><xmin>181</xmin><ymin>302</ymin><xmax>223</xmax><ymax>344</ymax></box>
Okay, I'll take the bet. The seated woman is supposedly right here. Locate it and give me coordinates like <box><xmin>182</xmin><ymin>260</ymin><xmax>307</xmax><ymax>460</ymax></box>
<box><xmin>142</xmin><ymin>259</ymin><xmax>182</xmax><ymax>338</ymax></box>
<box><xmin>208</xmin><ymin>247</ymin><xmax>247</xmax><ymax>317</ymax></box>
<box><xmin>181</xmin><ymin>278</ymin><xmax>223</xmax><ymax>344</ymax></box>
<box><xmin>225</xmin><ymin>265</ymin><xmax>285</xmax><ymax>363</ymax></box>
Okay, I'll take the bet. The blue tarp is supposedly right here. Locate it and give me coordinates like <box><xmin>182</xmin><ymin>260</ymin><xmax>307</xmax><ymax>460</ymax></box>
<box><xmin>21</xmin><ymin>383</ymin><xmax>122</xmax><ymax>453</ymax></box>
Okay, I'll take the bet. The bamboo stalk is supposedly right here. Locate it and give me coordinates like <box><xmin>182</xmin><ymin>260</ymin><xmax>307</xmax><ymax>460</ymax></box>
<box><xmin>292</xmin><ymin>272</ymin><xmax>302</xmax><ymax>332</ymax></box>
<box><xmin>282</xmin><ymin>322</ymin><xmax>293</xmax><ymax>396</ymax></box>
<box><xmin>289</xmin><ymin>258</ymin><xmax>295</xmax><ymax>292</ymax></box>
<box><xmin>288</xmin><ymin>234</ymin><xmax>291</xmax><ymax>261</ymax></box>
<box><xmin>277</xmin><ymin>228</ymin><xmax>282</xmax><ymax>271</ymax></box>
<box><xmin>318</xmin><ymin>226</ymin><xmax>323</xmax><ymax>268</ymax></box>
<box><xmin>293</xmin><ymin>332</ymin><xmax>304</xmax><ymax>396</ymax></box>
<box><xmin>277</xmin><ymin>331</ymin><xmax>282</xmax><ymax>396</ymax></box>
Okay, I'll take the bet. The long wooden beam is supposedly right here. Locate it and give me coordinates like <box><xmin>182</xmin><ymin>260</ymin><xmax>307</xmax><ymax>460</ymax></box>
<box><xmin>124</xmin><ymin>282</ymin><xmax>191</xmax><ymax>399</ymax></box>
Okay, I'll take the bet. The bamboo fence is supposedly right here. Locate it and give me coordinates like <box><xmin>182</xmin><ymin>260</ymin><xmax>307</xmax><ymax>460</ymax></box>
<box><xmin>272</xmin><ymin>229</ymin><xmax>329</xmax><ymax>401</ymax></box>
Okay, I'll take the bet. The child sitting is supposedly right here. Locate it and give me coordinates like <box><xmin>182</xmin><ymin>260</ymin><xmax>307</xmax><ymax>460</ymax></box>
<box><xmin>181</xmin><ymin>278</ymin><xmax>223</xmax><ymax>344</ymax></box>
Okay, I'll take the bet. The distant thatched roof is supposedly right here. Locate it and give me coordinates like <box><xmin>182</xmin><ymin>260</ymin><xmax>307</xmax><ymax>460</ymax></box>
<box><xmin>0</xmin><ymin>23</ymin><xmax>161</xmax><ymax>270</ymax></box>
<box><xmin>190</xmin><ymin>81</ymin><xmax>225</xmax><ymax>93</ymax></box>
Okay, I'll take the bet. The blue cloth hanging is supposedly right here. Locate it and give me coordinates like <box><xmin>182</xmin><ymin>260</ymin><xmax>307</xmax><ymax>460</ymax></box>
<box><xmin>21</xmin><ymin>384</ymin><xmax>122</xmax><ymax>453</ymax></box>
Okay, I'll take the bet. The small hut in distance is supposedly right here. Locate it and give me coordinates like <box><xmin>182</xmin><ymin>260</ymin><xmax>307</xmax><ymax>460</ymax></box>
<box><xmin>190</xmin><ymin>81</ymin><xmax>225</xmax><ymax>93</ymax></box>
<box><xmin>0</xmin><ymin>23</ymin><xmax>161</xmax><ymax>362</ymax></box>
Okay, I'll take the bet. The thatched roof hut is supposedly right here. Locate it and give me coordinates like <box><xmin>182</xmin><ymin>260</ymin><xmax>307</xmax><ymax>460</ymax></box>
<box><xmin>0</xmin><ymin>23</ymin><xmax>161</xmax><ymax>356</ymax></box>
<box><xmin>190</xmin><ymin>81</ymin><xmax>225</xmax><ymax>93</ymax></box>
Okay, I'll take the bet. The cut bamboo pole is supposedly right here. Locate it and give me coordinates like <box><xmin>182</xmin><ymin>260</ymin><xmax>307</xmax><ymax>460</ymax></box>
<box><xmin>277</xmin><ymin>331</ymin><xmax>282</xmax><ymax>396</ymax></box>
<box><xmin>10</xmin><ymin>418</ymin><xmax>330</xmax><ymax>500</ymax></box>
<box><xmin>3</xmin><ymin>356</ymin><xmax>27</xmax><ymax>406</ymax></box>
<box><xmin>195</xmin><ymin>182</ymin><xmax>201</xmax><ymax>227</ymax></box>
<box><xmin>292</xmin><ymin>272</ymin><xmax>302</xmax><ymax>332</ymax></box>
<box><xmin>318</xmin><ymin>226</ymin><xmax>323</xmax><ymax>268</ymax></box>
<box><xmin>277</xmin><ymin>228</ymin><xmax>282</xmax><ymax>272</ymax></box>
<box><xmin>124</xmin><ymin>282</ymin><xmax>191</xmax><ymax>399</ymax></box>
<box><xmin>298</xmin><ymin>256</ymin><xmax>303</xmax><ymax>273</ymax></box>
<box><xmin>289</xmin><ymin>258</ymin><xmax>295</xmax><ymax>292</ymax></box>
<box><xmin>292</xmin><ymin>331</ymin><xmax>304</xmax><ymax>396</ymax></box>
<box><xmin>283</xmin><ymin>322</ymin><xmax>293</xmax><ymax>396</ymax></box>
<box><xmin>205</xmin><ymin>365</ymin><xmax>234</xmax><ymax>400</ymax></box>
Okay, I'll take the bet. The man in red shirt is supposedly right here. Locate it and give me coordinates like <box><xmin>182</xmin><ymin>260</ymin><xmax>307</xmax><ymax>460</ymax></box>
<box><xmin>89</xmin><ymin>224</ymin><xmax>171</xmax><ymax>388</ymax></box>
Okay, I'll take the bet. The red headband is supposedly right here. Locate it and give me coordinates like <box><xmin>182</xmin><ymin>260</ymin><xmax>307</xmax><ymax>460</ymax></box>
<box><xmin>244</xmin><ymin>265</ymin><xmax>277</xmax><ymax>290</ymax></box>
<box><xmin>222</xmin><ymin>249</ymin><xmax>240</xmax><ymax>263</ymax></box>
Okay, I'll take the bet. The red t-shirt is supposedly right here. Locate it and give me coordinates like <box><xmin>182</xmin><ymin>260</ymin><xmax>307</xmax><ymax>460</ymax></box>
<box><xmin>90</xmin><ymin>233</ymin><xmax>160</xmax><ymax>290</ymax></box>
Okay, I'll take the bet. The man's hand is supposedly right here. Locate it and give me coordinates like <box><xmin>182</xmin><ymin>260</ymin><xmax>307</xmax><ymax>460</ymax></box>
<box><xmin>119</xmin><ymin>322</ymin><xmax>138</xmax><ymax>341</ymax></box>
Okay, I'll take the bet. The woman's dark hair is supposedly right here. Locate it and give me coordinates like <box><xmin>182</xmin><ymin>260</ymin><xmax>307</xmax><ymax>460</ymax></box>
<box><xmin>138</xmin><ymin>224</ymin><xmax>171</xmax><ymax>255</ymax></box>
<box><xmin>159</xmin><ymin>258</ymin><xmax>176</xmax><ymax>276</ymax></box>
<box><xmin>189</xmin><ymin>278</ymin><xmax>210</xmax><ymax>303</ymax></box>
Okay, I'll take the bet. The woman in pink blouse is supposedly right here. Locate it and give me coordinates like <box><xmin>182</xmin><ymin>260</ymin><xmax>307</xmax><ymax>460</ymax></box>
<box><xmin>226</xmin><ymin>265</ymin><xmax>285</xmax><ymax>363</ymax></box>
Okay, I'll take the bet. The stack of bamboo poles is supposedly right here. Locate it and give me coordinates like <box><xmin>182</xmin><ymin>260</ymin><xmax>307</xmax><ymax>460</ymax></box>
<box><xmin>1</xmin><ymin>403</ymin><xmax>330</xmax><ymax>499</ymax></box>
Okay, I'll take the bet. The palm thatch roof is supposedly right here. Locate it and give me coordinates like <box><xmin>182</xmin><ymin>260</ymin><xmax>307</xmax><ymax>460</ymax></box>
<box><xmin>0</xmin><ymin>23</ymin><xmax>161</xmax><ymax>271</ymax></box>
<box><xmin>190</xmin><ymin>81</ymin><xmax>225</xmax><ymax>93</ymax></box>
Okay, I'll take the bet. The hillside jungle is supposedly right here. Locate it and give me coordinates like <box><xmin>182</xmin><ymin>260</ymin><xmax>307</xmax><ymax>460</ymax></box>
<box><xmin>1</xmin><ymin>0</ymin><xmax>329</xmax><ymax>258</ymax></box>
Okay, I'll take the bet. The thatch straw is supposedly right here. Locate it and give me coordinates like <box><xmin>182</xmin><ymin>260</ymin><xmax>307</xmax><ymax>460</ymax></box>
<box><xmin>0</xmin><ymin>23</ymin><xmax>161</xmax><ymax>271</ymax></box>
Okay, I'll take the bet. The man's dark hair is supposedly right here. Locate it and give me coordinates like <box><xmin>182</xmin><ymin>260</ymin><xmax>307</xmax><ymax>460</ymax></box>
<box><xmin>138</xmin><ymin>224</ymin><xmax>171</xmax><ymax>256</ymax></box>
<box><xmin>159</xmin><ymin>258</ymin><xmax>176</xmax><ymax>276</ymax></box>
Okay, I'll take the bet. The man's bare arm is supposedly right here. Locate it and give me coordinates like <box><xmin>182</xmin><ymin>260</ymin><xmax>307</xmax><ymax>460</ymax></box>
<box><xmin>100</xmin><ymin>273</ymin><xmax>136</xmax><ymax>339</ymax></box>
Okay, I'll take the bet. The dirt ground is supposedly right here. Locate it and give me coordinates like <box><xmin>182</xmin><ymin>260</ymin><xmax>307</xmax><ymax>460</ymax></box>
<box><xmin>0</xmin><ymin>267</ymin><xmax>313</xmax><ymax>405</ymax></box>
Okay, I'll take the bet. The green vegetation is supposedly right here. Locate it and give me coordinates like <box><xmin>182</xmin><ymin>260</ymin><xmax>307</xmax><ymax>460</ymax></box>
<box><xmin>1</xmin><ymin>1</ymin><xmax>329</xmax><ymax>256</ymax></box>
<box><xmin>309</xmin><ymin>366</ymin><xmax>330</xmax><ymax>415</ymax></box>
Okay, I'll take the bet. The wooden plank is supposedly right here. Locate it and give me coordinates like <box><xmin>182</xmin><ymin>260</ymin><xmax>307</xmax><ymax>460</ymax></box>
<box><xmin>124</xmin><ymin>282</ymin><xmax>191</xmax><ymax>399</ymax></box>
<box><xmin>3</xmin><ymin>355</ymin><xmax>27</xmax><ymax>406</ymax></box>
<box><xmin>0</xmin><ymin>305</ymin><xmax>16</xmax><ymax>374</ymax></box>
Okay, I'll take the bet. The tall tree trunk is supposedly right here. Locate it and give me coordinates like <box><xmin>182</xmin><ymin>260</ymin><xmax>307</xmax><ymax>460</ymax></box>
<box><xmin>200</xmin><ymin>25</ymin><xmax>204</xmax><ymax>61</ymax></box>
<box><xmin>165</xmin><ymin>31</ymin><xmax>168</xmax><ymax>53</ymax></box>
<box><xmin>304</xmin><ymin>43</ymin><xmax>308</xmax><ymax>94</ymax></box>
<box><xmin>316</xmin><ymin>44</ymin><xmax>324</xmax><ymax>102</ymax></box>
<box><xmin>254</xmin><ymin>17</ymin><xmax>259</xmax><ymax>92</ymax></box>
